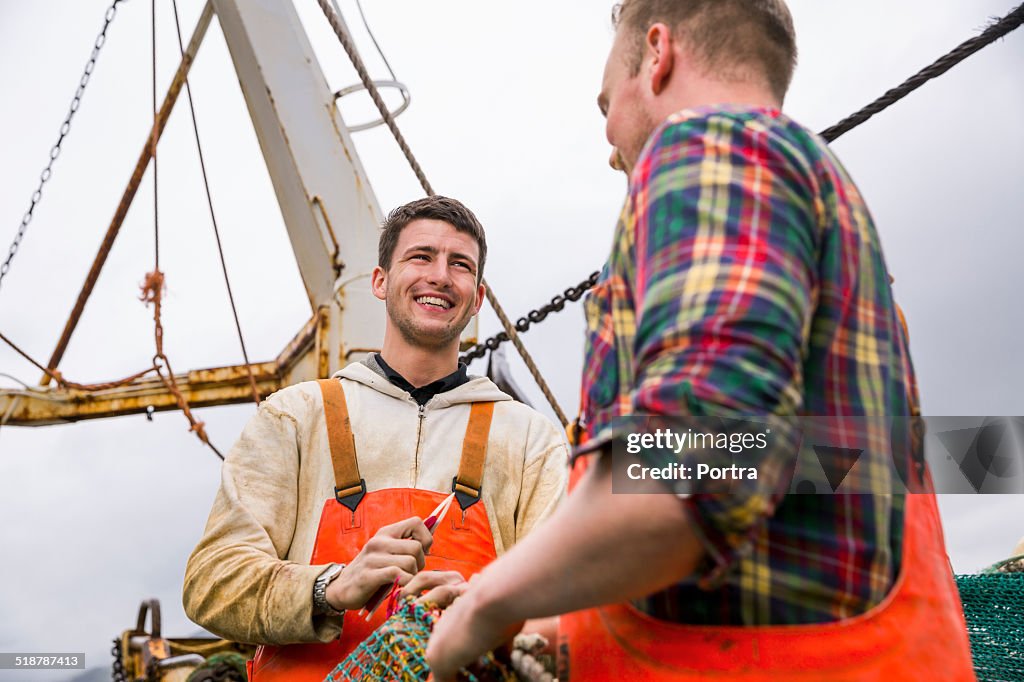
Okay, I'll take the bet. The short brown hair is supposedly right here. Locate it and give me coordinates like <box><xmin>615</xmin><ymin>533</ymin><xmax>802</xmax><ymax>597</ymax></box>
<box><xmin>378</xmin><ymin>196</ymin><xmax>487</xmax><ymax>282</ymax></box>
<box><xmin>612</xmin><ymin>0</ymin><xmax>797</xmax><ymax>102</ymax></box>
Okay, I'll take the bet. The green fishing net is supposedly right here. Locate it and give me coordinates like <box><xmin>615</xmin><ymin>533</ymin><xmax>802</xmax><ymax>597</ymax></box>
<box><xmin>956</xmin><ymin>556</ymin><xmax>1024</xmax><ymax>682</ymax></box>
<box><xmin>324</xmin><ymin>598</ymin><xmax>516</xmax><ymax>682</ymax></box>
<box><xmin>185</xmin><ymin>652</ymin><xmax>248</xmax><ymax>681</ymax></box>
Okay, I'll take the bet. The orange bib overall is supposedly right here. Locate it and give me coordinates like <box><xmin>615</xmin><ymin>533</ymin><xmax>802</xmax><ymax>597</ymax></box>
<box><xmin>559</xmin><ymin>456</ymin><xmax>976</xmax><ymax>681</ymax></box>
<box><xmin>248</xmin><ymin>379</ymin><xmax>499</xmax><ymax>681</ymax></box>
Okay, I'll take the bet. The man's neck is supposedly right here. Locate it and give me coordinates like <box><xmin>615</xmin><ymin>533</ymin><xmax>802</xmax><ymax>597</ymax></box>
<box><xmin>659</xmin><ymin>80</ymin><xmax>780</xmax><ymax>122</ymax></box>
<box><xmin>378</xmin><ymin>336</ymin><xmax>459</xmax><ymax>388</ymax></box>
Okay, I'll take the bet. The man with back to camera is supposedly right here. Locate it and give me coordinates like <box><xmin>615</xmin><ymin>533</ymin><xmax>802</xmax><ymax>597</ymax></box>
<box><xmin>183</xmin><ymin>195</ymin><xmax>567</xmax><ymax>681</ymax></box>
<box><xmin>426</xmin><ymin>2</ymin><xmax>975</xmax><ymax>680</ymax></box>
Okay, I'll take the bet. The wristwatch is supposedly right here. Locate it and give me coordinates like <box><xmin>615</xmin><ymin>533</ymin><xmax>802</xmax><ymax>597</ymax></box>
<box><xmin>312</xmin><ymin>563</ymin><xmax>345</xmax><ymax>617</ymax></box>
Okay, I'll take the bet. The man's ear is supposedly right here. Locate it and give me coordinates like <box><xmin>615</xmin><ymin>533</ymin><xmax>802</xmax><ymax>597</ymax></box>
<box><xmin>646</xmin><ymin>23</ymin><xmax>674</xmax><ymax>95</ymax></box>
<box><xmin>473</xmin><ymin>282</ymin><xmax>486</xmax><ymax>315</ymax></box>
<box><xmin>371</xmin><ymin>265</ymin><xmax>388</xmax><ymax>301</ymax></box>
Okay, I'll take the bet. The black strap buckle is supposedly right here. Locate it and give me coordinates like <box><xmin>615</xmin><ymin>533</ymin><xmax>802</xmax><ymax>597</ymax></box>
<box><xmin>334</xmin><ymin>478</ymin><xmax>367</xmax><ymax>512</ymax></box>
<box><xmin>451</xmin><ymin>476</ymin><xmax>481</xmax><ymax>511</ymax></box>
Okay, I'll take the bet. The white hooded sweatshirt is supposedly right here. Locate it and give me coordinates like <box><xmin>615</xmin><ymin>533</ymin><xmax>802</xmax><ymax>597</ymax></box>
<box><xmin>183</xmin><ymin>359</ymin><xmax>567</xmax><ymax>645</ymax></box>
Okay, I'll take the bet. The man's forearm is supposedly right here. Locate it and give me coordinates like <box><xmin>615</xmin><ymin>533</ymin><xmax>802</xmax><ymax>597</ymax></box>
<box><xmin>467</xmin><ymin>452</ymin><xmax>705</xmax><ymax>623</ymax></box>
<box><xmin>426</xmin><ymin>452</ymin><xmax>706</xmax><ymax>679</ymax></box>
<box><xmin>184</xmin><ymin>545</ymin><xmax>332</xmax><ymax>644</ymax></box>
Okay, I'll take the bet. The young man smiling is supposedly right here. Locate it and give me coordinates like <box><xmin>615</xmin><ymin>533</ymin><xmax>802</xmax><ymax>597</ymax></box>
<box><xmin>372</xmin><ymin>205</ymin><xmax>485</xmax><ymax>386</ymax></box>
<box><xmin>183</xmin><ymin>196</ymin><xmax>567</xmax><ymax>681</ymax></box>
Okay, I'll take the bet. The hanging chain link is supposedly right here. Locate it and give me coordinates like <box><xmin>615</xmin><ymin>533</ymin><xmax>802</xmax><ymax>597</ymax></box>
<box><xmin>111</xmin><ymin>638</ymin><xmax>129</xmax><ymax>682</ymax></box>
<box><xmin>460</xmin><ymin>271</ymin><xmax>600</xmax><ymax>363</ymax></box>
<box><xmin>0</xmin><ymin>0</ymin><xmax>124</xmax><ymax>294</ymax></box>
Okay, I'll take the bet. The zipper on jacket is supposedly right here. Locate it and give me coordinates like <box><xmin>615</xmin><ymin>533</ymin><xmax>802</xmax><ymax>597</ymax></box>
<box><xmin>412</xmin><ymin>404</ymin><xmax>425</xmax><ymax>485</ymax></box>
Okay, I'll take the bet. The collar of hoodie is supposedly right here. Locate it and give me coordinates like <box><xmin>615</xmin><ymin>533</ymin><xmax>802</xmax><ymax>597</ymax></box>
<box><xmin>334</xmin><ymin>358</ymin><xmax>512</xmax><ymax>410</ymax></box>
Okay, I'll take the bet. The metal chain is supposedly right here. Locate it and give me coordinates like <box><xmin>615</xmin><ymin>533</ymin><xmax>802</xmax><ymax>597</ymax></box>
<box><xmin>0</xmin><ymin>0</ymin><xmax>124</xmax><ymax>294</ymax></box>
<box><xmin>463</xmin><ymin>2</ymin><xmax>1024</xmax><ymax>361</ymax></box>
<box><xmin>461</xmin><ymin>271</ymin><xmax>599</xmax><ymax>363</ymax></box>
<box><xmin>111</xmin><ymin>638</ymin><xmax>129</xmax><ymax>682</ymax></box>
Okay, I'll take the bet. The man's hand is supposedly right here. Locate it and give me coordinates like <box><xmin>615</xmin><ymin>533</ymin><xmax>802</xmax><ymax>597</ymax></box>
<box><xmin>400</xmin><ymin>570</ymin><xmax>468</xmax><ymax>609</ymax></box>
<box><xmin>325</xmin><ymin>516</ymin><xmax>433</xmax><ymax>611</ymax></box>
<box><xmin>426</xmin><ymin>454</ymin><xmax>703</xmax><ymax>680</ymax></box>
<box><xmin>426</xmin><ymin>586</ymin><xmax>523</xmax><ymax>682</ymax></box>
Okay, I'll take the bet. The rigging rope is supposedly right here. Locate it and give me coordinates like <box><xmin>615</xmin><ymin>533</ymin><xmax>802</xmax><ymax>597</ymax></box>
<box><xmin>151</xmin><ymin>0</ymin><xmax>161</xmax><ymax>273</ymax></box>
<box><xmin>170</xmin><ymin>0</ymin><xmax>260</xmax><ymax>406</ymax></box>
<box><xmin>327</xmin><ymin>0</ymin><xmax>411</xmax><ymax>133</ymax></box>
<box><xmin>0</xmin><ymin>0</ymin><xmax>125</xmax><ymax>295</ymax></box>
<box><xmin>820</xmin><ymin>3</ymin><xmax>1024</xmax><ymax>142</ymax></box>
<box><xmin>461</xmin><ymin>272</ymin><xmax>600</xmax><ymax>364</ymax></box>
<box><xmin>142</xmin><ymin>3</ymin><xmax>222</xmax><ymax>460</ymax></box>
<box><xmin>317</xmin><ymin>0</ymin><xmax>432</xmax><ymax>195</ymax></box>
<box><xmin>462</xmin><ymin>1</ymin><xmax>1024</xmax><ymax>363</ymax></box>
<box><xmin>0</xmin><ymin>331</ymin><xmax>158</xmax><ymax>392</ymax></box>
<box><xmin>315</xmin><ymin>0</ymin><xmax>569</xmax><ymax>426</ymax></box>
<box><xmin>140</xmin><ymin>273</ymin><xmax>225</xmax><ymax>460</ymax></box>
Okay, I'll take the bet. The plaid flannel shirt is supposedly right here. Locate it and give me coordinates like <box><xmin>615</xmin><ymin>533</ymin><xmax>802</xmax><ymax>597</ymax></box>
<box><xmin>579</xmin><ymin>106</ymin><xmax>919</xmax><ymax>624</ymax></box>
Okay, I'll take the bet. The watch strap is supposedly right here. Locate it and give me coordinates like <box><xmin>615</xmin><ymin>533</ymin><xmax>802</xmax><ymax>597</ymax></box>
<box><xmin>313</xmin><ymin>563</ymin><xmax>345</xmax><ymax>617</ymax></box>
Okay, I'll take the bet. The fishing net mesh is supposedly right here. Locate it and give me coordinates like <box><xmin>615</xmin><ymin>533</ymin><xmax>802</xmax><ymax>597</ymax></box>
<box><xmin>956</xmin><ymin>558</ymin><xmax>1024</xmax><ymax>682</ymax></box>
<box><xmin>324</xmin><ymin>599</ymin><xmax>516</xmax><ymax>682</ymax></box>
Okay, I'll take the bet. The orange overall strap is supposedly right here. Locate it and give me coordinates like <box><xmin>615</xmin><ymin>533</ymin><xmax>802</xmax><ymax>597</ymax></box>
<box><xmin>452</xmin><ymin>402</ymin><xmax>495</xmax><ymax>509</ymax></box>
<box><xmin>317</xmin><ymin>379</ymin><xmax>365</xmax><ymax>510</ymax></box>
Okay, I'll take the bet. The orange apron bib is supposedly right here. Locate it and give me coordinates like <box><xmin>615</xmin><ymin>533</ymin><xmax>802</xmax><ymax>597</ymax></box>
<box><xmin>559</xmin><ymin>455</ymin><xmax>976</xmax><ymax>681</ymax></box>
<box><xmin>248</xmin><ymin>379</ymin><xmax>499</xmax><ymax>681</ymax></box>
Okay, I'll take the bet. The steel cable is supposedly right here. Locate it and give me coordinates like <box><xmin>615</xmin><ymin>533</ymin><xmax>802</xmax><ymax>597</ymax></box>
<box><xmin>170</xmin><ymin>0</ymin><xmax>261</xmax><ymax>406</ymax></box>
<box><xmin>820</xmin><ymin>3</ymin><xmax>1024</xmax><ymax>142</ymax></box>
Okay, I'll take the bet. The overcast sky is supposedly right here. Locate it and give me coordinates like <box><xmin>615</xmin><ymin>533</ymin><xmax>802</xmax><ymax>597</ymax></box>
<box><xmin>0</xmin><ymin>1</ymin><xmax>1022</xmax><ymax>679</ymax></box>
